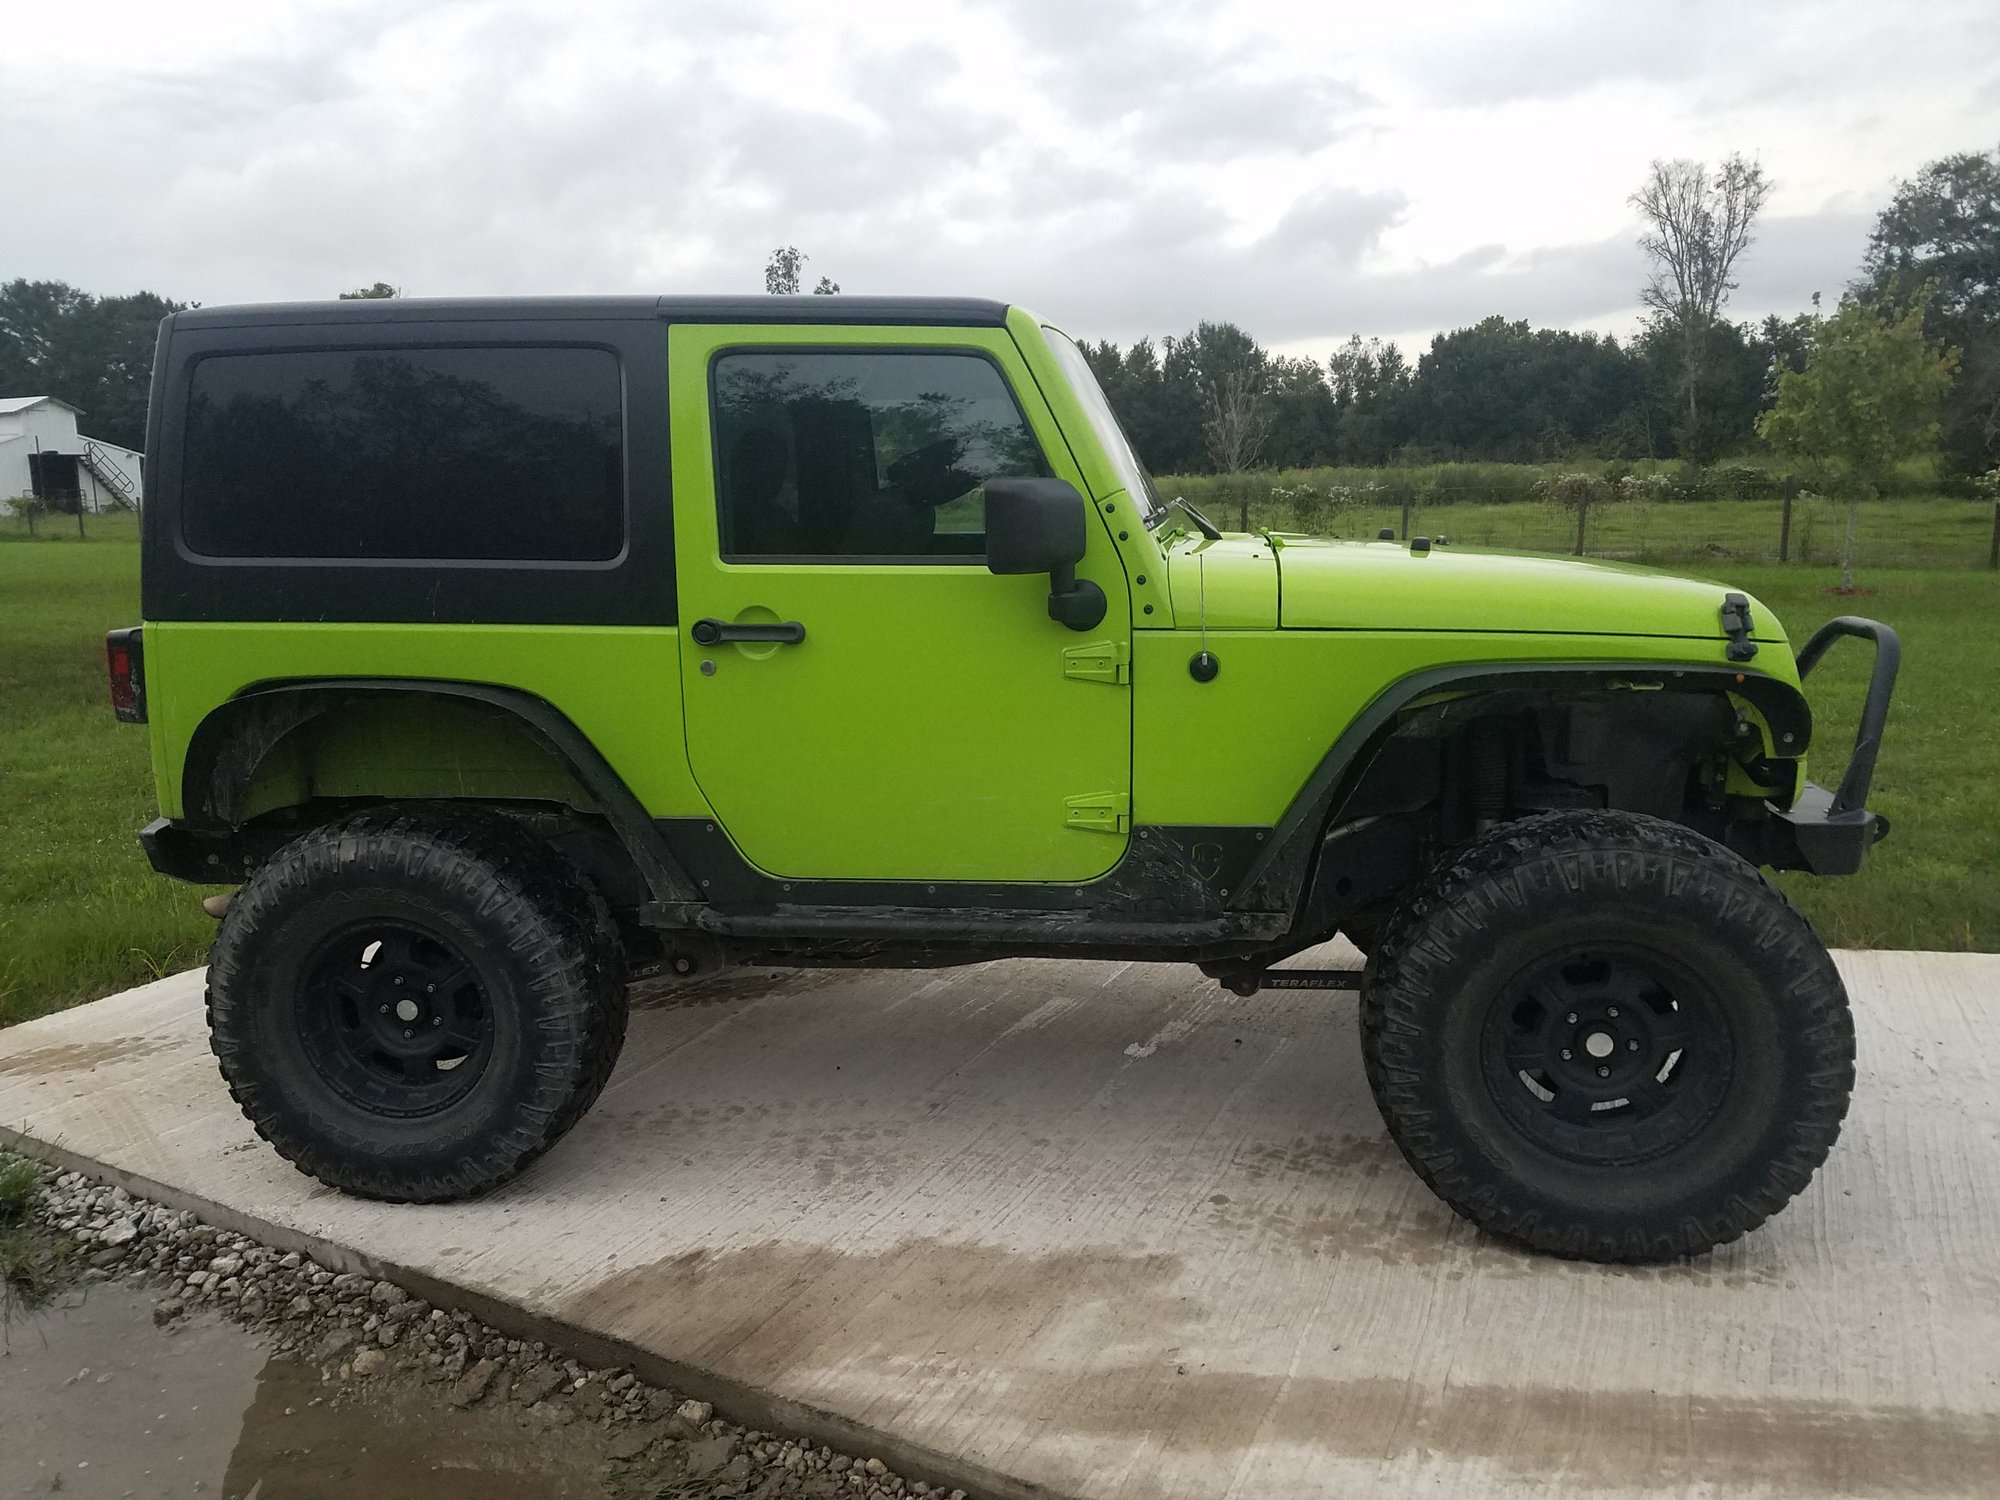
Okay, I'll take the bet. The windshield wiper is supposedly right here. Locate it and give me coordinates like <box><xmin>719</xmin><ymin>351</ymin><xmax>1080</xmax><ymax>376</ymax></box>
<box><xmin>1173</xmin><ymin>496</ymin><xmax>1223</xmax><ymax>540</ymax></box>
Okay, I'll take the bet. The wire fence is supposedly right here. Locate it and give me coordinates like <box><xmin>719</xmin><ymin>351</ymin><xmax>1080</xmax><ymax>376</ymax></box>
<box><xmin>1174</xmin><ymin>482</ymin><xmax>2000</xmax><ymax>572</ymax></box>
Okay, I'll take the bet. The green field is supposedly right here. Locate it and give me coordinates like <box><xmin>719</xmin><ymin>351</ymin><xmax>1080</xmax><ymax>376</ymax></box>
<box><xmin>1167</xmin><ymin>474</ymin><xmax>1998</xmax><ymax>572</ymax></box>
<box><xmin>1</xmin><ymin>507</ymin><xmax>1994</xmax><ymax>1028</ymax></box>
<box><xmin>1</xmin><ymin>513</ymin><xmax>226</xmax><ymax>1026</ymax></box>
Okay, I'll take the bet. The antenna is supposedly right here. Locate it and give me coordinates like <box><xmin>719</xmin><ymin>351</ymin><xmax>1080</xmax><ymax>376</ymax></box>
<box><xmin>1188</xmin><ymin>550</ymin><xmax>1220</xmax><ymax>682</ymax></box>
<box><xmin>1198</xmin><ymin>553</ymin><xmax>1209</xmax><ymax>655</ymax></box>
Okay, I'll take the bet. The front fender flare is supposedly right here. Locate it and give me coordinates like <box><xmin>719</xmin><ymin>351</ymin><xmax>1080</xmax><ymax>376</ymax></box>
<box><xmin>1231</xmin><ymin>660</ymin><xmax>1812</xmax><ymax>919</ymax></box>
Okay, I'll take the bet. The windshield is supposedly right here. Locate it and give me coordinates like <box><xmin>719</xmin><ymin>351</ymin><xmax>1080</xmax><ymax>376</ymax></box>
<box><xmin>1043</xmin><ymin>328</ymin><xmax>1168</xmax><ymax>528</ymax></box>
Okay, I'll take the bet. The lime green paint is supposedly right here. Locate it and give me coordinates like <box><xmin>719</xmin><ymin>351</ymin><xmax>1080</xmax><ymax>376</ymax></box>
<box><xmin>666</xmin><ymin>321</ymin><xmax>1133</xmax><ymax>882</ymax></box>
<box><xmin>1162</xmin><ymin>534</ymin><xmax>1280</xmax><ymax>629</ymax></box>
<box><xmin>236</xmin><ymin>698</ymin><xmax>594</xmax><ymax>819</ymax></box>
<box><xmin>1268</xmin><ymin>535</ymin><xmax>1790</xmax><ymax>641</ymax></box>
<box><xmin>1009</xmin><ymin>310</ymin><xmax>1173</xmax><ymax>624</ymax></box>
<box><xmin>141</xmin><ymin>313</ymin><xmax>1820</xmax><ymax>888</ymax></box>
<box><xmin>1134</xmin><ymin>628</ymin><xmax>1804</xmax><ymax>829</ymax></box>
<box><xmin>141</xmin><ymin>622</ymin><xmax>705</xmax><ymax>820</ymax></box>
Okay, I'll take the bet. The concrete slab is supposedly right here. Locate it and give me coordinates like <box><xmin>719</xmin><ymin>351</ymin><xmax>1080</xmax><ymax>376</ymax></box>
<box><xmin>3</xmin><ymin>946</ymin><xmax>1997</xmax><ymax>1499</ymax></box>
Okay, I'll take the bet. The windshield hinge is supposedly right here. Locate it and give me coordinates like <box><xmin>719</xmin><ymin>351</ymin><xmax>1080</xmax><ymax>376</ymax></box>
<box><xmin>1062</xmin><ymin>641</ymin><xmax>1130</xmax><ymax>685</ymax></box>
<box><xmin>1064</xmin><ymin>791</ymin><xmax>1130</xmax><ymax>834</ymax></box>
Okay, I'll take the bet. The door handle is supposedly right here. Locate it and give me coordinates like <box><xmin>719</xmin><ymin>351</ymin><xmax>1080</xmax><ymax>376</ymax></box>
<box><xmin>689</xmin><ymin>618</ymin><xmax>807</xmax><ymax>647</ymax></box>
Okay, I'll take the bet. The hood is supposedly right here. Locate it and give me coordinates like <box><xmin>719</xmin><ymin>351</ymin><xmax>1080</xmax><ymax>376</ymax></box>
<box><xmin>1161</xmin><ymin>531</ymin><xmax>1787</xmax><ymax>645</ymax></box>
<box><xmin>1163</xmin><ymin>533</ymin><xmax>1280</xmax><ymax>628</ymax></box>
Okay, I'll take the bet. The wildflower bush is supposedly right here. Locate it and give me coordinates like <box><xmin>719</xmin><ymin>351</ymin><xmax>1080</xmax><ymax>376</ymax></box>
<box><xmin>1533</xmin><ymin>471</ymin><xmax>1620</xmax><ymax>554</ymax></box>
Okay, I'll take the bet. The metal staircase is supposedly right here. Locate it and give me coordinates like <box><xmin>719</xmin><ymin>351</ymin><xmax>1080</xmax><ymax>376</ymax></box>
<box><xmin>81</xmin><ymin>439</ymin><xmax>140</xmax><ymax>510</ymax></box>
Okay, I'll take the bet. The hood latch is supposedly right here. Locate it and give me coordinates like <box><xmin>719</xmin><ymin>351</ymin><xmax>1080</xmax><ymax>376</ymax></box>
<box><xmin>1720</xmin><ymin>593</ymin><xmax>1759</xmax><ymax>662</ymax></box>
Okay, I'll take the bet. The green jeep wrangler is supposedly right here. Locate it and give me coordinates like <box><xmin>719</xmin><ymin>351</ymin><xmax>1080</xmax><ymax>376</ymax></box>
<box><xmin>109</xmin><ymin>295</ymin><xmax>1899</xmax><ymax>1262</ymax></box>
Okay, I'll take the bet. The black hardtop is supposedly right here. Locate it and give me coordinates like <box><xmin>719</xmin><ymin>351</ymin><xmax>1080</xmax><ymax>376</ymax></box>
<box><xmin>167</xmin><ymin>295</ymin><xmax>1012</xmax><ymax>331</ymax></box>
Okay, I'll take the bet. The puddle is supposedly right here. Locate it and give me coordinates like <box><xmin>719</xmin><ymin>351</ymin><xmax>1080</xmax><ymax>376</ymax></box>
<box><xmin>0</xmin><ymin>1281</ymin><xmax>614</xmax><ymax>1498</ymax></box>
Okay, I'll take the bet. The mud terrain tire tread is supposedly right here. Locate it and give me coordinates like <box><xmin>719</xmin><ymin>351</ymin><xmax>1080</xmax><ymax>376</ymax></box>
<box><xmin>1359</xmin><ymin>809</ymin><xmax>1854</xmax><ymax>1262</ymax></box>
<box><xmin>206</xmin><ymin>804</ymin><xmax>628</xmax><ymax>1202</ymax></box>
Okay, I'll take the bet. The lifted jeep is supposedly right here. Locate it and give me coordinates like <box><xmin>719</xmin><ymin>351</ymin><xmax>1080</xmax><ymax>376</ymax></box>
<box><xmin>111</xmin><ymin>295</ymin><xmax>1899</xmax><ymax>1261</ymax></box>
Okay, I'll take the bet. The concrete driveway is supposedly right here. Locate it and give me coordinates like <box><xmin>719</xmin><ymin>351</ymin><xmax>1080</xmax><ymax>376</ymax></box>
<box><xmin>2</xmin><ymin>944</ymin><xmax>1995</xmax><ymax>1499</ymax></box>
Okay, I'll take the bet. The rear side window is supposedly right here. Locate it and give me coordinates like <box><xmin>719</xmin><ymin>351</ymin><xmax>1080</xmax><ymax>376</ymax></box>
<box><xmin>710</xmin><ymin>349</ymin><xmax>1047</xmax><ymax>561</ymax></box>
<box><xmin>180</xmin><ymin>346</ymin><xmax>624</xmax><ymax>561</ymax></box>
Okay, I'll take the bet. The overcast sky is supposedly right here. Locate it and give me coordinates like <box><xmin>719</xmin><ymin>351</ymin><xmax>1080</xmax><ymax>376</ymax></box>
<box><xmin>5</xmin><ymin>0</ymin><xmax>1996</xmax><ymax>358</ymax></box>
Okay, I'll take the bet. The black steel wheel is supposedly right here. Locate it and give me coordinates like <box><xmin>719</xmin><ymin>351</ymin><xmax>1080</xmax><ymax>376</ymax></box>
<box><xmin>297</xmin><ymin>921</ymin><xmax>497</xmax><ymax>1116</ymax></box>
<box><xmin>1482</xmin><ymin>947</ymin><xmax>1732</xmax><ymax>1166</ymax></box>
<box><xmin>207</xmin><ymin>805</ymin><xmax>627</xmax><ymax>1202</ymax></box>
<box><xmin>1360</xmin><ymin>810</ymin><xmax>1854</xmax><ymax>1262</ymax></box>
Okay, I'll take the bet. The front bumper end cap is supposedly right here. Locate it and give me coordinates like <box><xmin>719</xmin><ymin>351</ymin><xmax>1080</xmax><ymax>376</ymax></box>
<box><xmin>1769</xmin><ymin>782</ymin><xmax>1889</xmax><ymax>877</ymax></box>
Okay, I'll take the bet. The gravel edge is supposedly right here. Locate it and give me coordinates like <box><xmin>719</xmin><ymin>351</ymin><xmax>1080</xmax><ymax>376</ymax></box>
<box><xmin>12</xmin><ymin>1153</ymin><xmax>970</xmax><ymax>1500</ymax></box>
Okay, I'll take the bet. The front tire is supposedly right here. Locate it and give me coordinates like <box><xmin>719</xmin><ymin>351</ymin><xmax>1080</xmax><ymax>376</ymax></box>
<box><xmin>206</xmin><ymin>805</ymin><xmax>628</xmax><ymax>1202</ymax></box>
<box><xmin>1360</xmin><ymin>810</ymin><xmax>1854</xmax><ymax>1262</ymax></box>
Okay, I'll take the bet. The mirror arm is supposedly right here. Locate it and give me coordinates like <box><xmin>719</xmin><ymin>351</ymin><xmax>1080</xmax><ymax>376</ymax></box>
<box><xmin>1047</xmin><ymin>561</ymin><xmax>1107</xmax><ymax>632</ymax></box>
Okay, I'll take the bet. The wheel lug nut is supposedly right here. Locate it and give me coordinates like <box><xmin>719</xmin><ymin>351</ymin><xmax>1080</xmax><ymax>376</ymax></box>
<box><xmin>1560</xmin><ymin>1049</ymin><xmax>1573</xmax><ymax>1060</ymax></box>
<box><xmin>394</xmin><ymin>976</ymin><xmax>405</xmax><ymax>987</ymax></box>
<box><xmin>1566</xmin><ymin>1012</ymin><xmax>1578</xmax><ymax>1024</ymax></box>
<box><xmin>1607</xmin><ymin>1006</ymin><xmax>1619</xmax><ymax>1018</ymax></box>
<box><xmin>378</xmin><ymin>1004</ymin><xmax>388</xmax><ymax>1014</ymax></box>
<box><xmin>426</xmin><ymin>984</ymin><xmax>435</xmax><ymax>994</ymax></box>
<box><xmin>1597</xmin><ymin>1065</ymin><xmax>1610</xmax><ymax>1077</ymax></box>
<box><xmin>432</xmin><ymin>1017</ymin><xmax>442</xmax><ymax>1026</ymax></box>
<box><xmin>403</xmin><ymin>1029</ymin><xmax>413</xmax><ymax>1038</ymax></box>
<box><xmin>1627</xmin><ymin>1039</ymin><xmax>1640</xmax><ymax>1051</ymax></box>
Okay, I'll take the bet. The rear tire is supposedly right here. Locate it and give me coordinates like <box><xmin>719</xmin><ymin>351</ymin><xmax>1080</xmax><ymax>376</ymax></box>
<box><xmin>206</xmin><ymin>805</ymin><xmax>628</xmax><ymax>1202</ymax></box>
<box><xmin>1359</xmin><ymin>810</ymin><xmax>1854</xmax><ymax>1262</ymax></box>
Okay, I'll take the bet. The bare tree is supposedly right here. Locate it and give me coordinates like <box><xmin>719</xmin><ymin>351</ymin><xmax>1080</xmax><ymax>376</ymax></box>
<box><xmin>1202</xmin><ymin>369</ymin><xmax>1272</xmax><ymax>475</ymax></box>
<box><xmin>1631</xmin><ymin>155</ymin><xmax>1771</xmax><ymax>446</ymax></box>
<box><xmin>1201</xmin><ymin>370</ymin><xmax>1273</xmax><ymax>528</ymax></box>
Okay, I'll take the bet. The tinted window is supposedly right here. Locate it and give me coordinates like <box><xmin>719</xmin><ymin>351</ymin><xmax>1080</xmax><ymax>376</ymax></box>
<box><xmin>181</xmin><ymin>346</ymin><xmax>624</xmax><ymax>561</ymax></box>
<box><xmin>711</xmin><ymin>350</ymin><xmax>1047</xmax><ymax>560</ymax></box>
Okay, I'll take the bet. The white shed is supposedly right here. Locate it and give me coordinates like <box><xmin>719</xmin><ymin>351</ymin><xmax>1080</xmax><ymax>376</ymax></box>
<box><xmin>0</xmin><ymin>396</ymin><xmax>145</xmax><ymax>512</ymax></box>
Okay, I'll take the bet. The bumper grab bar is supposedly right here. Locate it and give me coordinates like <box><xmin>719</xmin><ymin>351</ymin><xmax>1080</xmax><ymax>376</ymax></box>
<box><xmin>1794</xmin><ymin>616</ymin><xmax>1901</xmax><ymax>815</ymax></box>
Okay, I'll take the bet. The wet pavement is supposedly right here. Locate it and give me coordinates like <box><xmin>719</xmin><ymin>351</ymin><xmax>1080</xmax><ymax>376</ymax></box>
<box><xmin>9</xmin><ymin>950</ymin><xmax>2000</xmax><ymax>1499</ymax></box>
<box><xmin>0</xmin><ymin>1280</ymin><xmax>615</xmax><ymax>1499</ymax></box>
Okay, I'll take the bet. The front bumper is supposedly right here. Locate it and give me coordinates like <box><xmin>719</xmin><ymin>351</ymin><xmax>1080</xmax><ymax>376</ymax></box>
<box><xmin>1761</xmin><ymin>616</ymin><xmax>1901</xmax><ymax>876</ymax></box>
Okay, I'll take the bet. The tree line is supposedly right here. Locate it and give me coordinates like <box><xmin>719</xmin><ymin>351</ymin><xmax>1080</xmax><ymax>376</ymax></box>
<box><xmin>2</xmin><ymin>148</ymin><xmax>1991</xmax><ymax>477</ymax></box>
<box><xmin>1080</xmin><ymin>147</ymin><xmax>1996</xmax><ymax>484</ymax></box>
<box><xmin>0</xmin><ymin>283</ymin><xmax>186</xmax><ymax>451</ymax></box>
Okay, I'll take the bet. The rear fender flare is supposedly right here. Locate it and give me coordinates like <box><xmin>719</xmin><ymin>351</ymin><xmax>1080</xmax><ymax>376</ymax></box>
<box><xmin>179</xmin><ymin>678</ymin><xmax>701</xmax><ymax>905</ymax></box>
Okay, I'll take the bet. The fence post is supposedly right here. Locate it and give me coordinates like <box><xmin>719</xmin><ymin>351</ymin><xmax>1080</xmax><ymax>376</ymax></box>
<box><xmin>1989</xmin><ymin>499</ymin><xmax>1999</xmax><ymax>571</ymax></box>
<box><xmin>1778</xmin><ymin>485</ymin><xmax>1795</xmax><ymax>563</ymax></box>
<box><xmin>1399</xmin><ymin>494</ymin><xmax>1412</xmax><ymax>541</ymax></box>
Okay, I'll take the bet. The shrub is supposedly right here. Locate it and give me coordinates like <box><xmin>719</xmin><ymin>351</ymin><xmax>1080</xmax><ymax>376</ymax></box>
<box><xmin>1533</xmin><ymin>471</ymin><xmax>1620</xmax><ymax>554</ymax></box>
<box><xmin>1618</xmin><ymin>473</ymin><xmax>1672</xmax><ymax>503</ymax></box>
<box><xmin>1710</xmin><ymin>462</ymin><xmax>1779</xmax><ymax>500</ymax></box>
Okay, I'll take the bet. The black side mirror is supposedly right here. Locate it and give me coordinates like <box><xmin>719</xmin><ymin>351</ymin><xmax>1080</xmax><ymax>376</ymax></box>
<box><xmin>985</xmin><ymin>477</ymin><xmax>1107</xmax><ymax>632</ymax></box>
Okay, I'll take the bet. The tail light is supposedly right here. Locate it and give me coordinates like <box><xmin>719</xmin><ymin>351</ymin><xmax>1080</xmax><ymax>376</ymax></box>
<box><xmin>106</xmin><ymin>627</ymin><xmax>146</xmax><ymax>723</ymax></box>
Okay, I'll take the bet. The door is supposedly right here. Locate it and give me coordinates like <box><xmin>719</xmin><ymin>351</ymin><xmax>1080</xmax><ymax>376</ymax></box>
<box><xmin>669</xmin><ymin>323</ymin><xmax>1132</xmax><ymax>883</ymax></box>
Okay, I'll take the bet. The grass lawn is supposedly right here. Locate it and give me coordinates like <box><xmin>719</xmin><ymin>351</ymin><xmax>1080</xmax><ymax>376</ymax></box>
<box><xmin>1</xmin><ymin>514</ymin><xmax>224</xmax><ymax>1027</ymax></box>
<box><xmin>0</xmin><ymin>514</ymin><xmax>1993</xmax><ymax>1029</ymax></box>
<box><xmin>1175</xmin><ymin>487</ymin><xmax>1999</xmax><ymax>572</ymax></box>
<box><xmin>1721</xmin><ymin>565</ymin><xmax>1997</xmax><ymax>951</ymax></box>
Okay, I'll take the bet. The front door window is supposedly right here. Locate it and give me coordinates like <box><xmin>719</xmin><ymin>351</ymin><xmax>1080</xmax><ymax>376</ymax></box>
<box><xmin>710</xmin><ymin>350</ymin><xmax>1048</xmax><ymax>562</ymax></box>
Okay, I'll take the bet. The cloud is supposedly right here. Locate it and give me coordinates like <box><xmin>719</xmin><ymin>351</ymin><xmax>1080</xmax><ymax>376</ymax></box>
<box><xmin>0</xmin><ymin>0</ymin><xmax>1987</xmax><ymax>365</ymax></box>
